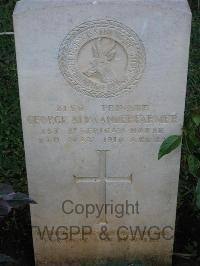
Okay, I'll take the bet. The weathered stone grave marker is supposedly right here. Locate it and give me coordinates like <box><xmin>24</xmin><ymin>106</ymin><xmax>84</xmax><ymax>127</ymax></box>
<box><xmin>74</xmin><ymin>149</ymin><xmax>133</xmax><ymax>223</ymax></box>
<box><xmin>14</xmin><ymin>0</ymin><xmax>191</xmax><ymax>265</ymax></box>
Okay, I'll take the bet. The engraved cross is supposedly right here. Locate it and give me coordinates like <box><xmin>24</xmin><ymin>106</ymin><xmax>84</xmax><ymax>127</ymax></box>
<box><xmin>74</xmin><ymin>150</ymin><xmax>133</xmax><ymax>223</ymax></box>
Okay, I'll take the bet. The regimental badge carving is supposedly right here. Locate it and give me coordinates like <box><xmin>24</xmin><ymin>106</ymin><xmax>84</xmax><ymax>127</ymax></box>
<box><xmin>58</xmin><ymin>19</ymin><xmax>146</xmax><ymax>98</ymax></box>
<box><xmin>83</xmin><ymin>38</ymin><xmax>118</xmax><ymax>84</ymax></box>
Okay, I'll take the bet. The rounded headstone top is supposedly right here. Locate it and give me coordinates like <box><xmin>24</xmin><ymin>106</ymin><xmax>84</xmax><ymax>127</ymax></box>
<box><xmin>14</xmin><ymin>0</ymin><xmax>191</xmax><ymax>17</ymax></box>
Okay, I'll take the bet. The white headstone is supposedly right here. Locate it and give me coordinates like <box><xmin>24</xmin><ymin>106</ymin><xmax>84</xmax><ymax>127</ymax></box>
<box><xmin>13</xmin><ymin>0</ymin><xmax>191</xmax><ymax>265</ymax></box>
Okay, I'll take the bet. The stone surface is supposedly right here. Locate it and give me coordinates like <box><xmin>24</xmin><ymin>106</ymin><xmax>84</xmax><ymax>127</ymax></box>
<box><xmin>13</xmin><ymin>0</ymin><xmax>191</xmax><ymax>265</ymax></box>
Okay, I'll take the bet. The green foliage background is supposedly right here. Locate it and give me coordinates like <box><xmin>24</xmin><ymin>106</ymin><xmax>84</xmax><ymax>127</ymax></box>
<box><xmin>0</xmin><ymin>0</ymin><xmax>200</xmax><ymax>265</ymax></box>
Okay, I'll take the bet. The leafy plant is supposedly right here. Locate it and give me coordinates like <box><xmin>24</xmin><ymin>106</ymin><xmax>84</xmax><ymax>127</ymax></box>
<box><xmin>0</xmin><ymin>183</ymin><xmax>36</xmax><ymax>221</ymax></box>
<box><xmin>0</xmin><ymin>254</ymin><xmax>16</xmax><ymax>265</ymax></box>
<box><xmin>158</xmin><ymin>135</ymin><xmax>182</xmax><ymax>160</ymax></box>
<box><xmin>158</xmin><ymin>112</ymin><xmax>200</xmax><ymax>209</ymax></box>
<box><xmin>0</xmin><ymin>183</ymin><xmax>36</xmax><ymax>265</ymax></box>
<box><xmin>129</xmin><ymin>260</ymin><xmax>144</xmax><ymax>266</ymax></box>
<box><xmin>158</xmin><ymin>111</ymin><xmax>200</xmax><ymax>261</ymax></box>
<box><xmin>185</xmin><ymin>241</ymin><xmax>198</xmax><ymax>256</ymax></box>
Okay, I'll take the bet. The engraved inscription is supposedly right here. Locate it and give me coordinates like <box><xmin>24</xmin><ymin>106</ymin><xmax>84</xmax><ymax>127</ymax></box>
<box><xmin>26</xmin><ymin>104</ymin><xmax>179</xmax><ymax>145</ymax></box>
<box><xmin>58</xmin><ymin>19</ymin><xmax>146</xmax><ymax>98</ymax></box>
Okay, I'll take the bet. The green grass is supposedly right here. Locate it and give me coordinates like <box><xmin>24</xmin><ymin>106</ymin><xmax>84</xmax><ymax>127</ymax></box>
<box><xmin>0</xmin><ymin>0</ymin><xmax>200</xmax><ymax>265</ymax></box>
<box><xmin>0</xmin><ymin>0</ymin><xmax>26</xmax><ymax>192</ymax></box>
<box><xmin>173</xmin><ymin>5</ymin><xmax>200</xmax><ymax>263</ymax></box>
<box><xmin>0</xmin><ymin>1</ymin><xmax>34</xmax><ymax>265</ymax></box>
<box><xmin>0</xmin><ymin>34</ymin><xmax>27</xmax><ymax>192</ymax></box>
